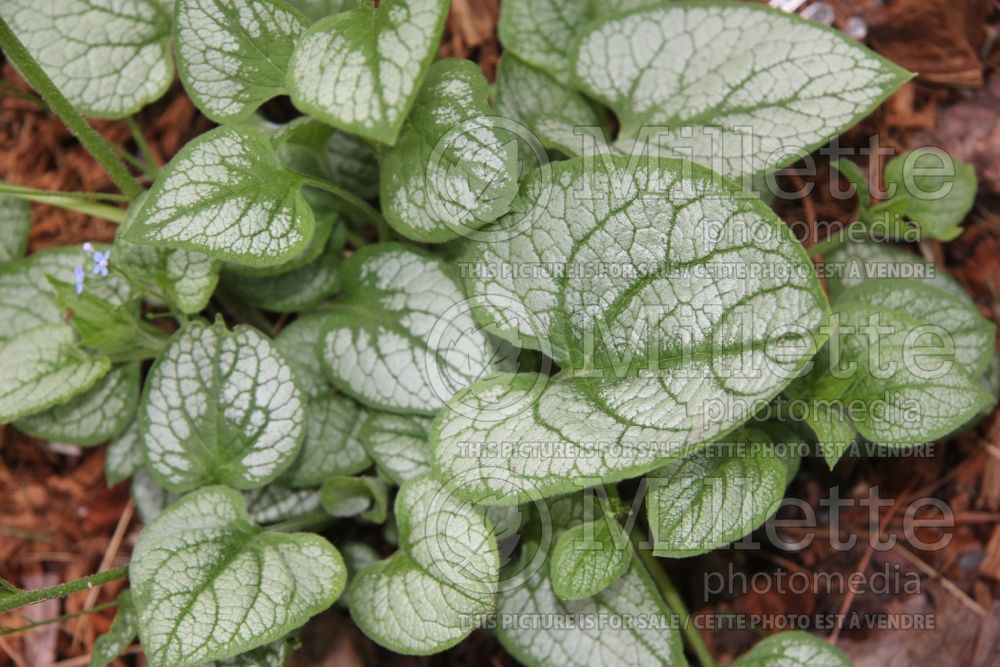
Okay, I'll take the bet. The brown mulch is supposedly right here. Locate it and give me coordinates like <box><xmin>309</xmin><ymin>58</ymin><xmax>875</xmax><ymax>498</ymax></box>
<box><xmin>3</xmin><ymin>0</ymin><xmax>1000</xmax><ymax>665</ymax></box>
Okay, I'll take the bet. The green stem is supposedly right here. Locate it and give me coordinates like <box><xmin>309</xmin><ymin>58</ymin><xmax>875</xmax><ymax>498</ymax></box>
<box><xmin>632</xmin><ymin>533</ymin><xmax>718</xmax><ymax>667</ymax></box>
<box><xmin>127</xmin><ymin>116</ymin><xmax>160</xmax><ymax>179</ymax></box>
<box><xmin>0</xmin><ymin>81</ymin><xmax>47</xmax><ymax>109</ymax></box>
<box><xmin>0</xmin><ymin>565</ymin><xmax>129</xmax><ymax>614</ymax></box>
<box><xmin>0</xmin><ymin>19</ymin><xmax>143</xmax><ymax>199</ymax></box>
<box><xmin>264</xmin><ymin>510</ymin><xmax>332</xmax><ymax>533</ymax></box>
<box><xmin>300</xmin><ymin>176</ymin><xmax>389</xmax><ymax>239</ymax></box>
<box><xmin>8</xmin><ymin>191</ymin><xmax>126</xmax><ymax>223</ymax></box>
<box><xmin>1</xmin><ymin>600</ymin><xmax>117</xmax><ymax>636</ymax></box>
<box><xmin>0</xmin><ymin>181</ymin><xmax>130</xmax><ymax>203</ymax></box>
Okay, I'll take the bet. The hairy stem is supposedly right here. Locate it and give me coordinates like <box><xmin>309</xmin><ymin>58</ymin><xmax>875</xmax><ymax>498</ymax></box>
<box><xmin>632</xmin><ymin>533</ymin><xmax>718</xmax><ymax>667</ymax></box>
<box><xmin>7</xmin><ymin>191</ymin><xmax>127</xmax><ymax>223</ymax></box>
<box><xmin>1</xmin><ymin>600</ymin><xmax>117</xmax><ymax>636</ymax></box>
<box><xmin>0</xmin><ymin>19</ymin><xmax>143</xmax><ymax>199</ymax></box>
<box><xmin>0</xmin><ymin>566</ymin><xmax>129</xmax><ymax>614</ymax></box>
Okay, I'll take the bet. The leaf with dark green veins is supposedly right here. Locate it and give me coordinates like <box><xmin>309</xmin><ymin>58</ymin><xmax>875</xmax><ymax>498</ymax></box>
<box><xmin>549</xmin><ymin>515</ymin><xmax>630</xmax><ymax>600</ymax></box>
<box><xmin>0</xmin><ymin>195</ymin><xmax>30</xmax><ymax>263</ymax></box>
<box><xmin>16</xmin><ymin>363</ymin><xmax>139</xmax><ymax>446</ymax></box>
<box><xmin>139</xmin><ymin>320</ymin><xmax>306</xmax><ymax>491</ymax></box>
<box><xmin>321</xmin><ymin>244</ymin><xmax>496</xmax><ymax>415</ymax></box>
<box><xmin>130</xmin><ymin>486</ymin><xmax>346</xmax><ymax>667</ymax></box>
<box><xmin>115</xmin><ymin>239</ymin><xmax>220</xmax><ymax>315</ymax></box>
<box><xmin>572</xmin><ymin>3</ymin><xmax>911</xmax><ymax>178</ymax></box>
<box><xmin>121</xmin><ymin>126</ymin><xmax>316</xmax><ymax>267</ymax></box>
<box><xmin>432</xmin><ymin>156</ymin><xmax>828</xmax><ymax>504</ymax></box>
<box><xmin>494</xmin><ymin>54</ymin><xmax>601</xmax><ymax>157</ymax></box>
<box><xmin>280</xmin><ymin>393</ymin><xmax>371</xmax><ymax>488</ymax></box>
<box><xmin>243</xmin><ymin>485</ymin><xmax>322</xmax><ymax>524</ymax></box>
<box><xmin>732</xmin><ymin>631</ymin><xmax>853</xmax><ymax>667</ymax></box>
<box><xmin>1</xmin><ymin>0</ymin><xmax>173</xmax><ymax>118</ymax></box>
<box><xmin>175</xmin><ymin>0</ymin><xmax>309</xmax><ymax>123</ymax></box>
<box><xmin>380</xmin><ymin>59</ymin><xmax>519</xmax><ymax>242</ymax></box>
<box><xmin>287</xmin><ymin>0</ymin><xmax>449</xmax><ymax>144</ymax></box>
<box><xmin>0</xmin><ymin>325</ymin><xmax>111</xmax><ymax>423</ymax></box>
<box><xmin>89</xmin><ymin>591</ymin><xmax>137</xmax><ymax>667</ymax></box>
<box><xmin>358</xmin><ymin>411</ymin><xmax>432</xmax><ymax>484</ymax></box>
<box><xmin>347</xmin><ymin>475</ymin><xmax>499</xmax><ymax>654</ymax></box>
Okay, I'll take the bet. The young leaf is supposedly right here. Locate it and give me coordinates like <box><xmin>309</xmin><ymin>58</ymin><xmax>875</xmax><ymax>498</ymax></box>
<box><xmin>274</xmin><ymin>313</ymin><xmax>332</xmax><ymax>398</ymax></box>
<box><xmin>0</xmin><ymin>325</ymin><xmax>111</xmax><ymax>423</ymax></box>
<box><xmin>0</xmin><ymin>0</ymin><xmax>173</xmax><ymax>118</ymax></box>
<box><xmin>121</xmin><ymin>126</ymin><xmax>316</xmax><ymax>267</ymax></box>
<box><xmin>321</xmin><ymin>244</ymin><xmax>496</xmax><ymax>414</ymax></box>
<box><xmin>321</xmin><ymin>475</ymin><xmax>390</xmax><ymax>522</ymax></box>
<box><xmin>15</xmin><ymin>363</ymin><xmax>139</xmax><ymax>446</ymax></box>
<box><xmin>573</xmin><ymin>3</ymin><xmax>911</xmax><ymax>178</ymax></box>
<box><xmin>175</xmin><ymin>0</ymin><xmax>309</xmax><ymax>123</ymax></box>
<box><xmin>883</xmin><ymin>147</ymin><xmax>977</xmax><ymax>241</ymax></box>
<box><xmin>0</xmin><ymin>195</ymin><xmax>30</xmax><ymax>263</ymax></box>
<box><xmin>802</xmin><ymin>402</ymin><xmax>857</xmax><ymax>469</ymax></box>
<box><xmin>105</xmin><ymin>418</ymin><xmax>144</xmax><ymax>486</ymax></box>
<box><xmin>494</xmin><ymin>54</ymin><xmax>602</xmax><ymax>157</ymax></box>
<box><xmin>358</xmin><ymin>411</ymin><xmax>433</xmax><ymax>484</ymax></box>
<box><xmin>732</xmin><ymin>631</ymin><xmax>853</xmax><ymax>667</ymax></box>
<box><xmin>380</xmin><ymin>59</ymin><xmax>519</xmax><ymax>242</ymax></box>
<box><xmin>0</xmin><ymin>246</ymin><xmax>132</xmax><ymax>342</ymax></box>
<box><xmin>835</xmin><ymin>278</ymin><xmax>996</xmax><ymax>376</ymax></box>
<box><xmin>287</xmin><ymin>0</ymin><xmax>449</xmax><ymax>144</ymax></box>
<box><xmin>222</xmin><ymin>229</ymin><xmax>343</xmax><ymax>312</ymax></box>
<box><xmin>498</xmin><ymin>0</ymin><xmax>646</xmax><ymax>88</ymax></box>
<box><xmin>549</xmin><ymin>515</ymin><xmax>630</xmax><ymax>601</ymax></box>
<box><xmin>347</xmin><ymin>475</ymin><xmax>499</xmax><ymax>654</ymax></box>
<box><xmin>223</xmin><ymin>213</ymin><xmax>336</xmax><ymax>278</ymax></box>
<box><xmin>647</xmin><ymin>426</ymin><xmax>794</xmax><ymax>558</ymax></box>
<box><xmin>140</xmin><ymin>320</ymin><xmax>306</xmax><ymax>492</ymax></box>
<box><xmin>243</xmin><ymin>485</ymin><xmax>322</xmax><ymax>524</ymax></box>
<box><xmin>115</xmin><ymin>239</ymin><xmax>220</xmax><ymax>315</ymax></box>
<box><xmin>280</xmin><ymin>393</ymin><xmax>372</xmax><ymax>488</ymax></box>
<box><xmin>433</xmin><ymin>156</ymin><xmax>828</xmax><ymax>504</ymax></box>
<box><xmin>822</xmin><ymin>238</ymin><xmax>962</xmax><ymax>299</ymax></box>
<box><xmin>89</xmin><ymin>591</ymin><xmax>138</xmax><ymax>667</ymax></box>
<box><xmin>496</xmin><ymin>553</ymin><xmax>686</xmax><ymax>667</ymax></box>
<box><xmin>130</xmin><ymin>486</ymin><xmax>346</xmax><ymax>667</ymax></box>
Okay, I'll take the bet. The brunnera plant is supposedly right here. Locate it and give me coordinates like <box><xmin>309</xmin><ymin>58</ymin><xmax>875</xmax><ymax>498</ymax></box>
<box><xmin>0</xmin><ymin>1</ymin><xmax>992</xmax><ymax>666</ymax></box>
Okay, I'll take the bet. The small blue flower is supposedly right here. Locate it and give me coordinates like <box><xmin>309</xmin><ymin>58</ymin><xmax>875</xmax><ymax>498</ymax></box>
<box><xmin>73</xmin><ymin>265</ymin><xmax>85</xmax><ymax>294</ymax></box>
<box><xmin>92</xmin><ymin>250</ymin><xmax>110</xmax><ymax>277</ymax></box>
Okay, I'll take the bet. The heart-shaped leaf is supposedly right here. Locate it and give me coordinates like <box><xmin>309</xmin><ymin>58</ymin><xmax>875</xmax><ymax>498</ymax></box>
<box><xmin>280</xmin><ymin>393</ymin><xmax>371</xmax><ymax>488</ymax></box>
<box><xmin>321</xmin><ymin>244</ymin><xmax>496</xmax><ymax>414</ymax></box>
<box><xmin>347</xmin><ymin>474</ymin><xmax>499</xmax><ymax>654</ymax></box>
<box><xmin>494</xmin><ymin>54</ymin><xmax>602</xmax><ymax>157</ymax></box>
<box><xmin>0</xmin><ymin>195</ymin><xmax>30</xmax><ymax>263</ymax></box>
<box><xmin>89</xmin><ymin>591</ymin><xmax>138</xmax><ymax>667</ymax></box>
<box><xmin>647</xmin><ymin>425</ymin><xmax>797</xmax><ymax>558</ymax></box>
<box><xmin>287</xmin><ymin>0</ymin><xmax>449</xmax><ymax>144</ymax></box>
<box><xmin>883</xmin><ymin>148</ymin><xmax>977</xmax><ymax>241</ymax></box>
<box><xmin>731</xmin><ymin>631</ymin><xmax>853</xmax><ymax>667</ymax></box>
<box><xmin>496</xmin><ymin>553</ymin><xmax>686</xmax><ymax>667</ymax></box>
<box><xmin>381</xmin><ymin>59</ymin><xmax>519</xmax><ymax>242</ymax></box>
<box><xmin>572</xmin><ymin>3</ymin><xmax>911</xmax><ymax>179</ymax></box>
<box><xmin>358</xmin><ymin>411</ymin><xmax>432</xmax><ymax>484</ymax></box>
<box><xmin>130</xmin><ymin>486</ymin><xmax>346</xmax><ymax>667</ymax></box>
<box><xmin>1</xmin><ymin>0</ymin><xmax>173</xmax><ymax>118</ymax></box>
<box><xmin>175</xmin><ymin>0</ymin><xmax>309</xmax><ymax>123</ymax></box>
<box><xmin>15</xmin><ymin>363</ymin><xmax>139</xmax><ymax>446</ymax></box>
<box><xmin>121</xmin><ymin>126</ymin><xmax>316</xmax><ymax>267</ymax></box>
<box><xmin>115</xmin><ymin>239</ymin><xmax>220</xmax><ymax>315</ymax></box>
<box><xmin>140</xmin><ymin>320</ymin><xmax>306</xmax><ymax>492</ymax></box>
<box><xmin>0</xmin><ymin>325</ymin><xmax>111</xmax><ymax>423</ymax></box>
<box><xmin>432</xmin><ymin>156</ymin><xmax>828</xmax><ymax>504</ymax></box>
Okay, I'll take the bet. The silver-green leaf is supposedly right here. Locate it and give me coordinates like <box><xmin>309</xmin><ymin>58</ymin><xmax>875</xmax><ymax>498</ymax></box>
<box><xmin>347</xmin><ymin>474</ymin><xmax>499</xmax><ymax>654</ymax></box>
<box><xmin>280</xmin><ymin>392</ymin><xmax>371</xmax><ymax>488</ymax></box>
<box><xmin>140</xmin><ymin>320</ymin><xmax>306</xmax><ymax>492</ymax></box>
<box><xmin>732</xmin><ymin>631</ymin><xmax>854</xmax><ymax>667</ymax></box>
<box><xmin>175</xmin><ymin>0</ymin><xmax>309</xmax><ymax>123</ymax></box>
<box><xmin>130</xmin><ymin>486</ymin><xmax>346</xmax><ymax>667</ymax></box>
<box><xmin>89</xmin><ymin>591</ymin><xmax>138</xmax><ymax>667</ymax></box>
<box><xmin>549</xmin><ymin>516</ymin><xmax>630</xmax><ymax>601</ymax></box>
<box><xmin>358</xmin><ymin>411</ymin><xmax>432</xmax><ymax>485</ymax></box>
<box><xmin>121</xmin><ymin>126</ymin><xmax>316</xmax><ymax>267</ymax></box>
<box><xmin>287</xmin><ymin>0</ymin><xmax>450</xmax><ymax>144</ymax></box>
<box><xmin>0</xmin><ymin>195</ymin><xmax>30</xmax><ymax>263</ymax></box>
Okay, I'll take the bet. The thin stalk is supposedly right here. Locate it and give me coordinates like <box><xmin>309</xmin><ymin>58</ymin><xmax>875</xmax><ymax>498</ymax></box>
<box><xmin>0</xmin><ymin>19</ymin><xmax>143</xmax><ymax>199</ymax></box>
<box><xmin>300</xmin><ymin>176</ymin><xmax>389</xmax><ymax>239</ymax></box>
<box><xmin>8</xmin><ymin>191</ymin><xmax>126</xmax><ymax>224</ymax></box>
<box><xmin>0</xmin><ymin>181</ymin><xmax>130</xmax><ymax>203</ymax></box>
<box><xmin>264</xmin><ymin>510</ymin><xmax>333</xmax><ymax>533</ymax></box>
<box><xmin>0</xmin><ymin>566</ymin><xmax>129</xmax><ymax>614</ymax></box>
<box><xmin>127</xmin><ymin>117</ymin><xmax>160</xmax><ymax>178</ymax></box>
<box><xmin>632</xmin><ymin>532</ymin><xmax>718</xmax><ymax>667</ymax></box>
<box><xmin>0</xmin><ymin>81</ymin><xmax>47</xmax><ymax>109</ymax></box>
<box><xmin>1</xmin><ymin>601</ymin><xmax>117</xmax><ymax>636</ymax></box>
